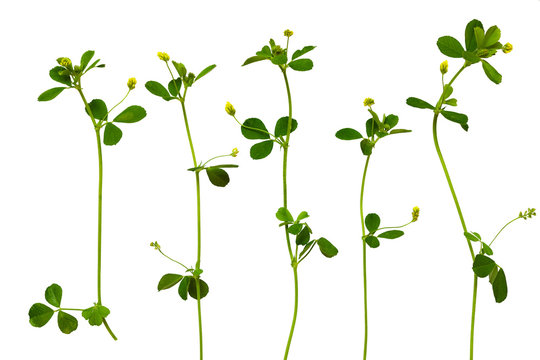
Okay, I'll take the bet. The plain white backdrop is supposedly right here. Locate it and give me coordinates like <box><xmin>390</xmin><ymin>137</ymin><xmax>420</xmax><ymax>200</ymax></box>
<box><xmin>1</xmin><ymin>0</ymin><xmax>539</xmax><ymax>359</ymax></box>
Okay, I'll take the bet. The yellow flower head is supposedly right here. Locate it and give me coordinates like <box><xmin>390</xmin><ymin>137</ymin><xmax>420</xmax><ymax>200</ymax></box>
<box><xmin>225</xmin><ymin>102</ymin><xmax>236</xmax><ymax>116</ymax></box>
<box><xmin>127</xmin><ymin>77</ymin><xmax>137</xmax><ymax>90</ymax></box>
<box><xmin>150</xmin><ymin>241</ymin><xmax>161</xmax><ymax>250</ymax></box>
<box><xmin>363</xmin><ymin>97</ymin><xmax>375</xmax><ymax>107</ymax></box>
<box><xmin>284</xmin><ymin>29</ymin><xmax>294</xmax><ymax>37</ymax></box>
<box><xmin>502</xmin><ymin>43</ymin><xmax>513</xmax><ymax>54</ymax></box>
<box><xmin>231</xmin><ymin>148</ymin><xmax>239</xmax><ymax>157</ymax></box>
<box><xmin>157</xmin><ymin>52</ymin><xmax>170</xmax><ymax>61</ymax></box>
<box><xmin>412</xmin><ymin>206</ymin><xmax>420</xmax><ymax>222</ymax></box>
<box><xmin>59</xmin><ymin>57</ymin><xmax>72</xmax><ymax>67</ymax></box>
<box><xmin>440</xmin><ymin>60</ymin><xmax>448</xmax><ymax>75</ymax></box>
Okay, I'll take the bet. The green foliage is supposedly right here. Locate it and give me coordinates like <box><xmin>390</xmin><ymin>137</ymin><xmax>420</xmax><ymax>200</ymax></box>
<box><xmin>472</xmin><ymin>254</ymin><xmax>496</xmax><ymax>278</ymax></box>
<box><xmin>172</xmin><ymin>61</ymin><xmax>187</xmax><ymax>78</ymax></box>
<box><xmin>464</xmin><ymin>231</ymin><xmax>481</xmax><ymax>242</ymax></box>
<box><xmin>481</xmin><ymin>60</ymin><xmax>502</xmax><ymax>84</ymax></box>
<box><xmin>113</xmin><ymin>106</ymin><xmax>147</xmax><ymax>123</ymax></box>
<box><xmin>103</xmin><ymin>123</ymin><xmax>123</xmax><ymax>146</ymax></box>
<box><xmin>145</xmin><ymin>81</ymin><xmax>173</xmax><ymax>100</ymax></box>
<box><xmin>360</xmin><ymin>139</ymin><xmax>374</xmax><ymax>156</ymax></box>
<box><xmin>365</xmin><ymin>213</ymin><xmax>380</xmax><ymax>233</ymax></box>
<box><xmin>317</xmin><ymin>238</ymin><xmax>338</xmax><ymax>258</ymax></box>
<box><xmin>437</xmin><ymin>36</ymin><xmax>465</xmax><ymax>58</ymax></box>
<box><xmin>296</xmin><ymin>226</ymin><xmax>310</xmax><ymax>246</ymax></box>
<box><xmin>57</xmin><ymin>311</ymin><xmax>78</xmax><ymax>334</ymax></box>
<box><xmin>28</xmin><ymin>303</ymin><xmax>54</xmax><ymax>327</ymax></box>
<box><xmin>250</xmin><ymin>140</ymin><xmax>274</xmax><ymax>159</ymax></box>
<box><xmin>378</xmin><ymin>230</ymin><xmax>404</xmax><ymax>239</ymax></box>
<box><xmin>274</xmin><ymin>117</ymin><xmax>298</xmax><ymax>137</ymax></box>
<box><xmin>178</xmin><ymin>276</ymin><xmax>191</xmax><ymax>300</ymax></box>
<box><xmin>241</xmin><ymin>118</ymin><xmax>270</xmax><ymax>140</ymax></box>
<box><xmin>441</xmin><ymin>110</ymin><xmax>468</xmax><ymax>126</ymax></box>
<box><xmin>206</xmin><ymin>167</ymin><xmax>230</xmax><ymax>187</ymax></box>
<box><xmin>87</xmin><ymin>99</ymin><xmax>108</xmax><ymax>120</ymax></box>
<box><xmin>365</xmin><ymin>235</ymin><xmax>380</xmax><ymax>248</ymax></box>
<box><xmin>243</xmin><ymin>56</ymin><xmax>267</xmax><ymax>66</ymax></box>
<box><xmin>80</xmin><ymin>50</ymin><xmax>95</xmax><ymax>71</ymax></box>
<box><xmin>406</xmin><ymin>97</ymin><xmax>434</xmax><ymax>110</ymax></box>
<box><xmin>82</xmin><ymin>304</ymin><xmax>110</xmax><ymax>326</ymax></box>
<box><xmin>292</xmin><ymin>46</ymin><xmax>316</xmax><ymax>60</ymax></box>
<box><xmin>492</xmin><ymin>268</ymin><xmax>507</xmax><ymax>303</ymax></box>
<box><xmin>336</xmin><ymin>128</ymin><xmax>363</xmax><ymax>140</ymax></box>
<box><xmin>188</xmin><ymin>279</ymin><xmax>209</xmax><ymax>299</ymax></box>
<box><xmin>45</xmin><ymin>283</ymin><xmax>62</xmax><ymax>308</ymax></box>
<box><xmin>288</xmin><ymin>59</ymin><xmax>313</xmax><ymax>71</ymax></box>
<box><xmin>195</xmin><ymin>64</ymin><xmax>216</xmax><ymax>82</ymax></box>
<box><xmin>49</xmin><ymin>66</ymin><xmax>72</xmax><ymax>86</ymax></box>
<box><xmin>482</xmin><ymin>242</ymin><xmax>494</xmax><ymax>256</ymax></box>
<box><xmin>168</xmin><ymin>78</ymin><xmax>182</xmax><ymax>96</ymax></box>
<box><xmin>465</xmin><ymin>20</ymin><xmax>484</xmax><ymax>52</ymax></box>
<box><xmin>276</xmin><ymin>207</ymin><xmax>294</xmax><ymax>222</ymax></box>
<box><xmin>38</xmin><ymin>87</ymin><xmax>65</xmax><ymax>101</ymax></box>
<box><xmin>158</xmin><ymin>273</ymin><xmax>184</xmax><ymax>291</ymax></box>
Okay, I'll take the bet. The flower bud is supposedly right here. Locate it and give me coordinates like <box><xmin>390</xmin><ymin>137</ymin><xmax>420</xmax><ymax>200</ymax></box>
<box><xmin>284</xmin><ymin>29</ymin><xmax>294</xmax><ymax>37</ymax></box>
<box><xmin>502</xmin><ymin>43</ymin><xmax>513</xmax><ymax>54</ymax></box>
<box><xmin>363</xmin><ymin>98</ymin><xmax>375</xmax><ymax>107</ymax></box>
<box><xmin>225</xmin><ymin>102</ymin><xmax>236</xmax><ymax>116</ymax></box>
<box><xmin>157</xmin><ymin>52</ymin><xmax>170</xmax><ymax>61</ymax></box>
<box><xmin>440</xmin><ymin>60</ymin><xmax>448</xmax><ymax>75</ymax></box>
<box><xmin>150</xmin><ymin>241</ymin><xmax>161</xmax><ymax>250</ymax></box>
<box><xmin>412</xmin><ymin>206</ymin><xmax>420</xmax><ymax>222</ymax></box>
<box><xmin>231</xmin><ymin>148</ymin><xmax>239</xmax><ymax>157</ymax></box>
<box><xmin>58</xmin><ymin>57</ymin><xmax>72</xmax><ymax>68</ymax></box>
<box><xmin>127</xmin><ymin>77</ymin><xmax>137</xmax><ymax>90</ymax></box>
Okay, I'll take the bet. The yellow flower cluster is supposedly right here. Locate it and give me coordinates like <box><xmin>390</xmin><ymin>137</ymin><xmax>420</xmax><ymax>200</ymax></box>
<box><xmin>150</xmin><ymin>241</ymin><xmax>161</xmax><ymax>250</ymax></box>
<box><xmin>225</xmin><ymin>102</ymin><xmax>236</xmax><ymax>116</ymax></box>
<box><xmin>363</xmin><ymin>98</ymin><xmax>375</xmax><ymax>107</ymax></box>
<box><xmin>59</xmin><ymin>57</ymin><xmax>71</xmax><ymax>67</ymax></box>
<box><xmin>232</xmin><ymin>148</ymin><xmax>239</xmax><ymax>157</ymax></box>
<box><xmin>157</xmin><ymin>52</ymin><xmax>170</xmax><ymax>61</ymax></box>
<box><xmin>284</xmin><ymin>29</ymin><xmax>294</xmax><ymax>37</ymax></box>
<box><xmin>412</xmin><ymin>206</ymin><xmax>420</xmax><ymax>222</ymax></box>
<box><xmin>127</xmin><ymin>77</ymin><xmax>137</xmax><ymax>90</ymax></box>
<box><xmin>502</xmin><ymin>43</ymin><xmax>513</xmax><ymax>54</ymax></box>
<box><xmin>440</xmin><ymin>60</ymin><xmax>448</xmax><ymax>75</ymax></box>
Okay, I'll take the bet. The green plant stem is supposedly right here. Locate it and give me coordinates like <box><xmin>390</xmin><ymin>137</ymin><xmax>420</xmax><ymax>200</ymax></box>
<box><xmin>158</xmin><ymin>249</ymin><xmax>189</xmax><ymax>269</ymax></box>
<box><xmin>489</xmin><ymin>217</ymin><xmax>520</xmax><ymax>246</ymax></box>
<box><xmin>281</xmin><ymin>68</ymin><xmax>296</xmax><ymax>360</ymax></box>
<box><xmin>76</xmin><ymin>84</ymin><xmax>117</xmax><ymax>341</ymax></box>
<box><xmin>180</xmin><ymin>91</ymin><xmax>204</xmax><ymax>360</ymax></box>
<box><xmin>433</xmin><ymin>63</ymin><xmax>478</xmax><ymax>359</ymax></box>
<box><xmin>377</xmin><ymin>220</ymin><xmax>413</xmax><ymax>231</ymax></box>
<box><xmin>360</xmin><ymin>154</ymin><xmax>371</xmax><ymax>360</ymax></box>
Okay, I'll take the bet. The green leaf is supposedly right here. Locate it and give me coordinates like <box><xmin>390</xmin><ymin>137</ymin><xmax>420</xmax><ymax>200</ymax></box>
<box><xmin>256</xmin><ymin>46</ymin><xmax>272</xmax><ymax>58</ymax></box>
<box><xmin>389</xmin><ymin>129</ymin><xmax>412</xmax><ymax>135</ymax></box>
<box><xmin>29</xmin><ymin>303</ymin><xmax>54</xmax><ymax>327</ymax></box>
<box><xmin>274</xmin><ymin>117</ymin><xmax>298</xmax><ymax>137</ymax></box>
<box><xmin>365</xmin><ymin>213</ymin><xmax>381</xmax><ymax>233</ymax></box>
<box><xmin>489</xmin><ymin>266</ymin><xmax>498</xmax><ymax>284</ymax></box>
<box><xmin>271</xmin><ymin>53</ymin><xmax>288</xmax><ymax>65</ymax></box>
<box><xmin>195</xmin><ymin>64</ymin><xmax>216</xmax><ymax>82</ymax></box>
<box><xmin>49</xmin><ymin>66</ymin><xmax>71</xmax><ymax>86</ymax></box>
<box><xmin>103</xmin><ymin>123</ymin><xmax>123</xmax><ymax>146</ymax></box>
<box><xmin>178</xmin><ymin>276</ymin><xmax>191</xmax><ymax>300</ymax></box>
<box><xmin>241</xmin><ymin>118</ymin><xmax>270</xmax><ymax>140</ymax></box>
<box><xmin>443</xmin><ymin>85</ymin><xmax>453</xmax><ymax>100</ymax></box>
<box><xmin>474</xmin><ymin>27</ymin><xmax>485</xmax><ymax>49</ymax></box>
<box><xmin>172</xmin><ymin>61</ymin><xmax>187</xmax><ymax>77</ymax></box>
<box><xmin>365</xmin><ymin>235</ymin><xmax>380</xmax><ymax>248</ymax></box>
<box><xmin>336</xmin><ymin>128</ymin><xmax>362</xmax><ymax>140</ymax></box>
<box><xmin>296</xmin><ymin>211</ymin><xmax>309</xmax><ymax>222</ymax></box>
<box><xmin>85</xmin><ymin>99</ymin><xmax>108</xmax><ymax>120</ymax></box>
<box><xmin>288</xmin><ymin>59</ymin><xmax>313</xmax><ymax>71</ymax></box>
<box><xmin>298</xmin><ymin>240</ymin><xmax>315</xmax><ymax>259</ymax></box>
<box><xmin>437</xmin><ymin>36</ymin><xmax>465</xmax><ymax>58</ymax></box>
<box><xmin>481</xmin><ymin>60</ymin><xmax>502</xmax><ymax>84</ymax></box>
<box><xmin>406</xmin><ymin>97</ymin><xmax>435</xmax><ymax>110</ymax></box>
<box><xmin>168</xmin><ymin>78</ymin><xmax>182</xmax><ymax>97</ymax></box>
<box><xmin>472</xmin><ymin>254</ymin><xmax>496</xmax><ymax>278</ymax></box>
<box><xmin>113</xmin><ymin>105</ymin><xmax>147</xmax><ymax>123</ymax></box>
<box><xmin>296</xmin><ymin>226</ymin><xmax>310</xmax><ymax>246</ymax></box>
<box><xmin>384</xmin><ymin>114</ymin><xmax>399</xmax><ymax>129</ymax></box>
<box><xmin>441</xmin><ymin>111</ymin><xmax>468</xmax><ymax>125</ymax></box>
<box><xmin>243</xmin><ymin>56</ymin><xmax>267</xmax><ymax>66</ymax></box>
<box><xmin>464</xmin><ymin>231</ymin><xmax>481</xmax><ymax>242</ymax></box>
<box><xmin>38</xmin><ymin>87</ymin><xmax>65</xmax><ymax>101</ymax></box>
<box><xmin>378</xmin><ymin>230</ymin><xmax>404</xmax><ymax>239</ymax></box>
<box><xmin>317</xmin><ymin>238</ymin><xmax>338</xmax><ymax>258</ymax></box>
<box><xmin>360</xmin><ymin>139</ymin><xmax>374</xmax><ymax>156</ymax></box>
<box><xmin>85</xmin><ymin>59</ymin><xmax>102</xmax><ymax>72</ymax></box>
<box><xmin>57</xmin><ymin>311</ymin><xmax>78</xmax><ymax>334</ymax></box>
<box><xmin>444</xmin><ymin>98</ymin><xmax>458</xmax><ymax>106</ymax></box>
<box><xmin>365</xmin><ymin>118</ymin><xmax>375</xmax><ymax>138</ymax></box>
<box><xmin>492</xmin><ymin>268</ymin><xmax>508</xmax><ymax>303</ymax></box>
<box><xmin>482</xmin><ymin>242</ymin><xmax>494</xmax><ymax>256</ymax></box>
<box><xmin>483</xmin><ymin>26</ymin><xmax>501</xmax><ymax>47</ymax></box>
<box><xmin>250</xmin><ymin>140</ymin><xmax>273</xmax><ymax>160</ymax></box>
<box><xmin>462</xmin><ymin>51</ymin><xmax>481</xmax><ymax>64</ymax></box>
<box><xmin>45</xmin><ymin>284</ymin><xmax>62</xmax><ymax>308</ymax></box>
<box><xmin>206</xmin><ymin>167</ymin><xmax>230</xmax><ymax>187</ymax></box>
<box><xmin>80</xmin><ymin>50</ymin><xmax>95</xmax><ymax>71</ymax></box>
<box><xmin>188</xmin><ymin>278</ymin><xmax>209</xmax><ymax>299</ymax></box>
<box><xmin>465</xmin><ymin>19</ymin><xmax>484</xmax><ymax>51</ymax></box>
<box><xmin>145</xmin><ymin>81</ymin><xmax>173</xmax><ymax>100</ymax></box>
<box><xmin>276</xmin><ymin>207</ymin><xmax>294</xmax><ymax>222</ymax></box>
<box><xmin>82</xmin><ymin>305</ymin><xmax>110</xmax><ymax>326</ymax></box>
<box><xmin>209</xmin><ymin>164</ymin><xmax>239</xmax><ymax>169</ymax></box>
<box><xmin>292</xmin><ymin>46</ymin><xmax>316</xmax><ymax>60</ymax></box>
<box><xmin>287</xmin><ymin>224</ymin><xmax>303</xmax><ymax>235</ymax></box>
<box><xmin>158</xmin><ymin>273</ymin><xmax>183</xmax><ymax>291</ymax></box>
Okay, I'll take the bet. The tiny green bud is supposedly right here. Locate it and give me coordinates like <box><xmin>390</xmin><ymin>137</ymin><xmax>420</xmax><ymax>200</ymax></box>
<box><xmin>150</xmin><ymin>241</ymin><xmax>161</xmax><ymax>250</ymax></box>
<box><xmin>157</xmin><ymin>52</ymin><xmax>170</xmax><ymax>61</ymax></box>
<box><xmin>186</xmin><ymin>72</ymin><xmax>195</xmax><ymax>86</ymax></box>
<box><xmin>440</xmin><ymin>60</ymin><xmax>448</xmax><ymax>75</ymax></box>
<box><xmin>225</xmin><ymin>102</ymin><xmax>236</xmax><ymax>116</ymax></box>
<box><xmin>127</xmin><ymin>77</ymin><xmax>137</xmax><ymax>90</ymax></box>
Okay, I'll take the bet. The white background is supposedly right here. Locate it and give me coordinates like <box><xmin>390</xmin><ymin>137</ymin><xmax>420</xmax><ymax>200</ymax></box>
<box><xmin>1</xmin><ymin>0</ymin><xmax>539</xmax><ymax>359</ymax></box>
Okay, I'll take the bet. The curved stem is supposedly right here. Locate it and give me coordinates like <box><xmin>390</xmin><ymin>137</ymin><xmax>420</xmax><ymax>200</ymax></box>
<box><xmin>284</xmin><ymin>266</ymin><xmax>299</xmax><ymax>360</ymax></box>
<box><xmin>158</xmin><ymin>249</ymin><xmax>189</xmax><ymax>269</ymax></box>
<box><xmin>377</xmin><ymin>220</ymin><xmax>413</xmax><ymax>231</ymax></box>
<box><xmin>470</xmin><ymin>275</ymin><xmax>478</xmax><ymax>360</ymax></box>
<box><xmin>489</xmin><ymin>217</ymin><xmax>520</xmax><ymax>247</ymax></box>
<box><xmin>102</xmin><ymin>318</ymin><xmax>118</xmax><ymax>341</ymax></box>
<box><xmin>360</xmin><ymin>154</ymin><xmax>371</xmax><ymax>360</ymax></box>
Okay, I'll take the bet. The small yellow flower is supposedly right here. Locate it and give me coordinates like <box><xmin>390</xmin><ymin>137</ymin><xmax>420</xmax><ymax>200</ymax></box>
<box><xmin>150</xmin><ymin>241</ymin><xmax>161</xmax><ymax>250</ymax></box>
<box><xmin>284</xmin><ymin>29</ymin><xmax>294</xmax><ymax>37</ymax></box>
<box><xmin>231</xmin><ymin>148</ymin><xmax>239</xmax><ymax>157</ymax></box>
<box><xmin>225</xmin><ymin>102</ymin><xmax>236</xmax><ymax>116</ymax></box>
<box><xmin>412</xmin><ymin>206</ymin><xmax>420</xmax><ymax>222</ymax></box>
<box><xmin>127</xmin><ymin>77</ymin><xmax>137</xmax><ymax>90</ymax></box>
<box><xmin>363</xmin><ymin>98</ymin><xmax>375</xmax><ymax>107</ymax></box>
<box><xmin>59</xmin><ymin>57</ymin><xmax>72</xmax><ymax>67</ymax></box>
<box><xmin>440</xmin><ymin>60</ymin><xmax>448</xmax><ymax>75</ymax></box>
<box><xmin>502</xmin><ymin>43</ymin><xmax>513</xmax><ymax>54</ymax></box>
<box><xmin>157</xmin><ymin>52</ymin><xmax>170</xmax><ymax>61</ymax></box>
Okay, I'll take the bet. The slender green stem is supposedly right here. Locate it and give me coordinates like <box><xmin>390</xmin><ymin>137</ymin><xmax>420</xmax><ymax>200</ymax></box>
<box><xmin>55</xmin><ymin>308</ymin><xmax>85</xmax><ymax>312</ymax></box>
<box><xmin>360</xmin><ymin>154</ymin><xmax>371</xmax><ymax>360</ymax></box>
<box><xmin>284</xmin><ymin>265</ymin><xmax>299</xmax><ymax>359</ymax></box>
<box><xmin>470</xmin><ymin>275</ymin><xmax>478</xmax><ymax>360</ymax></box>
<box><xmin>377</xmin><ymin>220</ymin><xmax>413</xmax><ymax>231</ymax></box>
<box><xmin>201</xmin><ymin>153</ymin><xmax>232</xmax><ymax>167</ymax></box>
<box><xmin>104</xmin><ymin>89</ymin><xmax>131</xmax><ymax>122</ymax></box>
<box><xmin>158</xmin><ymin>249</ymin><xmax>189</xmax><ymax>269</ymax></box>
<box><xmin>76</xmin><ymin>84</ymin><xmax>117</xmax><ymax>340</ymax></box>
<box><xmin>179</xmin><ymin>90</ymin><xmax>203</xmax><ymax>359</ymax></box>
<box><xmin>489</xmin><ymin>217</ymin><xmax>520</xmax><ymax>246</ymax></box>
<box><xmin>232</xmin><ymin>115</ymin><xmax>276</xmax><ymax>140</ymax></box>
